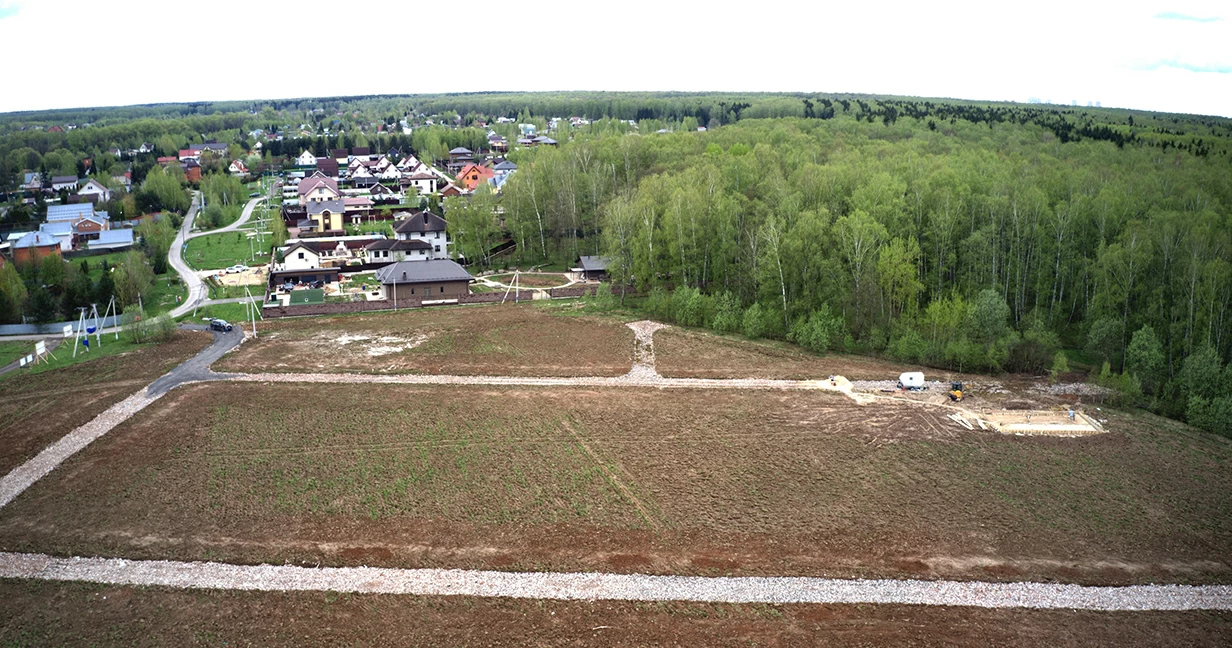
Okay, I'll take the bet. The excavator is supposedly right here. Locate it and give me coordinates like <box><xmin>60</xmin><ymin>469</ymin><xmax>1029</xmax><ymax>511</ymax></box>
<box><xmin>949</xmin><ymin>382</ymin><xmax>964</xmax><ymax>402</ymax></box>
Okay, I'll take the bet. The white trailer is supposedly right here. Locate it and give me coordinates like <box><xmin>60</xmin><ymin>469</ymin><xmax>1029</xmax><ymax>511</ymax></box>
<box><xmin>898</xmin><ymin>371</ymin><xmax>926</xmax><ymax>390</ymax></box>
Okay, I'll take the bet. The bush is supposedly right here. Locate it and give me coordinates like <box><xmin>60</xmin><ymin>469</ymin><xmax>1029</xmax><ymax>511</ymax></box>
<box><xmin>122</xmin><ymin>308</ymin><xmax>177</xmax><ymax>344</ymax></box>
<box><xmin>888</xmin><ymin>328</ymin><xmax>929</xmax><ymax>364</ymax></box>
<box><xmin>710</xmin><ymin>292</ymin><xmax>742</xmax><ymax>333</ymax></box>
<box><xmin>741</xmin><ymin>302</ymin><xmax>770</xmax><ymax>338</ymax></box>
<box><xmin>1049</xmin><ymin>351</ymin><xmax>1070</xmax><ymax>383</ymax></box>
<box><xmin>587</xmin><ymin>283</ymin><xmax>616</xmax><ymax>311</ymax></box>
<box><xmin>1008</xmin><ymin>337</ymin><xmax>1053</xmax><ymax>374</ymax></box>
<box><xmin>789</xmin><ymin>304</ymin><xmax>846</xmax><ymax>354</ymax></box>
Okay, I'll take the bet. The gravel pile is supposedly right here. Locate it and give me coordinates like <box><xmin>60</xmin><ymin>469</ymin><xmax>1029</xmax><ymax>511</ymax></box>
<box><xmin>0</xmin><ymin>389</ymin><xmax>162</xmax><ymax>509</ymax></box>
<box><xmin>1031</xmin><ymin>382</ymin><xmax>1113</xmax><ymax>396</ymax></box>
<box><xmin>1</xmin><ymin>552</ymin><xmax>1227</xmax><ymax>611</ymax></box>
<box><xmin>851</xmin><ymin>380</ymin><xmax>952</xmax><ymax>393</ymax></box>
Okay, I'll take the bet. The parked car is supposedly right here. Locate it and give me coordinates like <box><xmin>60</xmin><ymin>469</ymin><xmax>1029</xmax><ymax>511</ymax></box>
<box><xmin>226</xmin><ymin>264</ymin><xmax>249</xmax><ymax>274</ymax></box>
<box><xmin>209</xmin><ymin>318</ymin><xmax>233</xmax><ymax>332</ymax></box>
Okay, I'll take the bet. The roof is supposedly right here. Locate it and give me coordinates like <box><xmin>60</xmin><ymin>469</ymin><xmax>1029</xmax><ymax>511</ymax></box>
<box><xmin>352</xmin><ymin>147</ymin><xmax>370</xmax><ymax>156</ymax></box>
<box><xmin>364</xmin><ymin>238</ymin><xmax>432</xmax><ymax>252</ymax></box>
<box><xmin>298</xmin><ymin>175</ymin><xmax>339</xmax><ymax>196</ymax></box>
<box><xmin>578</xmin><ymin>255</ymin><xmax>611</xmax><ymax>272</ymax></box>
<box><xmin>94</xmin><ymin>229</ymin><xmax>134</xmax><ymax>246</ymax></box>
<box><xmin>38</xmin><ymin>222</ymin><xmax>73</xmax><ymax>236</ymax></box>
<box><xmin>343</xmin><ymin>197</ymin><xmax>374</xmax><ymax>206</ymax></box>
<box><xmin>51</xmin><ymin>175</ymin><xmax>79</xmax><ymax>184</ymax></box>
<box><xmin>46</xmin><ymin>203</ymin><xmax>94</xmax><ymax>222</ymax></box>
<box><xmin>331</xmin><ymin>148</ymin><xmax>348</xmax><ymax>158</ymax></box>
<box><xmin>306</xmin><ymin>199</ymin><xmax>344</xmax><ymax>215</ymax></box>
<box><xmin>449</xmin><ymin>147</ymin><xmax>473</xmax><ymax>154</ymax></box>
<box><xmin>13</xmin><ymin>232</ymin><xmax>60</xmax><ymax>249</ymax></box>
<box><xmin>283</xmin><ymin>241</ymin><xmax>319</xmax><ymax>257</ymax></box>
<box><xmin>375</xmin><ymin>260</ymin><xmax>471</xmax><ymax>285</ymax></box>
<box><xmin>392</xmin><ymin>211</ymin><xmax>447</xmax><ymax>234</ymax></box>
<box><xmin>295</xmin><ymin>218</ymin><xmax>316</xmax><ymax>229</ymax></box>
<box><xmin>493</xmin><ymin>160</ymin><xmax>518</xmax><ymax>171</ymax></box>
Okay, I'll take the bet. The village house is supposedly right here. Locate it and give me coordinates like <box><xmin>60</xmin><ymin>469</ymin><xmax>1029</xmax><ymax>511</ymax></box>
<box><xmin>11</xmin><ymin>232</ymin><xmax>62</xmax><ymax>265</ymax></box>
<box><xmin>89</xmin><ymin>228</ymin><xmax>135</xmax><ymax>251</ymax></box>
<box><xmin>404</xmin><ymin>171</ymin><xmax>438</xmax><ymax>195</ymax></box>
<box><xmin>307</xmin><ymin>199</ymin><xmax>345</xmax><ymax>233</ymax></box>
<box><xmin>37</xmin><ymin>222</ymin><xmax>74</xmax><ymax>251</ymax></box>
<box><xmin>392</xmin><ymin>211</ymin><xmax>450</xmax><ymax>259</ymax></box>
<box><xmin>374</xmin><ymin>259</ymin><xmax>472</xmax><ymax>302</ymax></box>
<box><xmin>77</xmin><ymin>178</ymin><xmax>113</xmax><ymax>203</ymax></box>
<box><xmin>298</xmin><ymin>171</ymin><xmax>341</xmax><ymax>205</ymax></box>
<box><xmin>296</xmin><ymin>150</ymin><xmax>317</xmax><ymax>166</ymax></box>
<box><xmin>51</xmin><ymin>175</ymin><xmax>80</xmax><ymax>192</ymax></box>
<box><xmin>228</xmin><ymin>159</ymin><xmax>248</xmax><ymax>176</ymax></box>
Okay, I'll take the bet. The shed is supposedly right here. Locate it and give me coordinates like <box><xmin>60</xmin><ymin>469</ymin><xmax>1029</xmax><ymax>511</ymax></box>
<box><xmin>375</xmin><ymin>259</ymin><xmax>471</xmax><ymax>301</ymax></box>
<box><xmin>898</xmin><ymin>372</ymin><xmax>926</xmax><ymax>389</ymax></box>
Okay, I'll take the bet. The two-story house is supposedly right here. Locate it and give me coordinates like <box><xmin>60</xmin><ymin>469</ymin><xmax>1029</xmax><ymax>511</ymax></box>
<box><xmin>298</xmin><ymin>172</ymin><xmax>340</xmax><ymax>206</ymax></box>
<box><xmin>392</xmin><ymin>211</ymin><xmax>450</xmax><ymax>259</ymax></box>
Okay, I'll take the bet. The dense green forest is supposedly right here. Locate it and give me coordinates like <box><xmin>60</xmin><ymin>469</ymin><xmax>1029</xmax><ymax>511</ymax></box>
<box><xmin>2</xmin><ymin>92</ymin><xmax>1231</xmax><ymax>434</ymax></box>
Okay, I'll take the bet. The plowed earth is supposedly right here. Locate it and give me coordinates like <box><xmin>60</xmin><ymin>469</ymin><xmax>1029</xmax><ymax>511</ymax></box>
<box><xmin>214</xmin><ymin>304</ymin><xmax>635</xmax><ymax>377</ymax></box>
<box><xmin>0</xmin><ymin>331</ymin><xmax>212</xmax><ymax>475</ymax></box>
<box><xmin>3</xmin><ymin>382</ymin><xmax>1229</xmax><ymax>588</ymax></box>
<box><xmin>2</xmin><ymin>579</ymin><xmax>1229</xmax><ymax>647</ymax></box>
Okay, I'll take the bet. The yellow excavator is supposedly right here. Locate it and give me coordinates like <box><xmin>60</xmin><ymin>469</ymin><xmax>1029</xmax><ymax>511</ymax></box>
<box><xmin>949</xmin><ymin>382</ymin><xmax>964</xmax><ymax>402</ymax></box>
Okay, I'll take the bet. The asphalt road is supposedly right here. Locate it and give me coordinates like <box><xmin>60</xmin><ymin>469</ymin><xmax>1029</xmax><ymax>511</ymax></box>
<box><xmin>169</xmin><ymin>194</ymin><xmax>264</xmax><ymax>319</ymax></box>
<box><xmin>145</xmin><ymin>325</ymin><xmax>244</xmax><ymax>396</ymax></box>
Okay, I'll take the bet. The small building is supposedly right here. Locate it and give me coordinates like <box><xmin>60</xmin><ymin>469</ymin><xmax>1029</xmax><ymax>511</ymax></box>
<box><xmin>37</xmin><ymin>221</ymin><xmax>74</xmax><ymax>251</ymax></box>
<box><xmin>457</xmin><ymin>163</ymin><xmax>494</xmax><ymax>191</ymax></box>
<box><xmin>575</xmin><ymin>256</ymin><xmax>611</xmax><ymax>281</ymax></box>
<box><xmin>90</xmin><ymin>228</ymin><xmax>135</xmax><ymax>251</ymax></box>
<box><xmin>299</xmin><ymin>172</ymin><xmax>341</xmax><ymax>205</ymax></box>
<box><xmin>296</xmin><ymin>150</ymin><xmax>317</xmax><ymax>166</ymax></box>
<box><xmin>51</xmin><ymin>175</ymin><xmax>80</xmax><ymax>192</ymax></box>
<box><xmin>280</xmin><ymin>242</ymin><xmax>322</xmax><ymax>270</ymax></box>
<box><xmin>12</xmin><ymin>232</ymin><xmax>62</xmax><ymax>265</ymax></box>
<box><xmin>228</xmin><ymin>159</ymin><xmax>248</xmax><ymax>176</ymax></box>
<box><xmin>375</xmin><ymin>259</ymin><xmax>471</xmax><ymax>301</ymax></box>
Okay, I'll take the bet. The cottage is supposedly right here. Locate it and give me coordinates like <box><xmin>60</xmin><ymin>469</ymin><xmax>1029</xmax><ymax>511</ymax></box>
<box><xmin>228</xmin><ymin>159</ymin><xmax>248</xmax><ymax>176</ymax></box>
<box><xmin>280</xmin><ymin>242</ymin><xmax>322</xmax><ymax>270</ymax></box>
<box><xmin>457</xmin><ymin>163</ymin><xmax>495</xmax><ymax>192</ymax></box>
<box><xmin>12</xmin><ymin>232</ymin><xmax>61</xmax><ymax>265</ymax></box>
<box><xmin>178</xmin><ymin>149</ymin><xmax>200</xmax><ymax>162</ymax></box>
<box><xmin>448</xmin><ymin>147</ymin><xmax>473</xmax><ymax>161</ymax></box>
<box><xmin>298</xmin><ymin>172</ymin><xmax>341</xmax><ymax>205</ymax></box>
<box><xmin>307</xmin><ymin>199</ymin><xmax>345</xmax><ymax>233</ymax></box>
<box><xmin>51</xmin><ymin>175</ymin><xmax>80</xmax><ymax>191</ymax></box>
<box><xmin>392</xmin><ymin>211</ymin><xmax>450</xmax><ymax>259</ymax></box>
<box><xmin>375</xmin><ymin>259</ymin><xmax>471</xmax><ymax>301</ymax></box>
<box><xmin>296</xmin><ymin>150</ymin><xmax>317</xmax><ymax>166</ymax></box>
<box><xmin>404</xmin><ymin>171</ymin><xmax>438</xmax><ymax>195</ymax></box>
<box><xmin>343</xmin><ymin>196</ymin><xmax>373</xmax><ymax>222</ymax></box>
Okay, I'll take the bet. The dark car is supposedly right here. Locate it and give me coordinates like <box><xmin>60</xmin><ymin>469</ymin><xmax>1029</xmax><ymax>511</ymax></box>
<box><xmin>209</xmin><ymin>318</ymin><xmax>233</xmax><ymax>332</ymax></box>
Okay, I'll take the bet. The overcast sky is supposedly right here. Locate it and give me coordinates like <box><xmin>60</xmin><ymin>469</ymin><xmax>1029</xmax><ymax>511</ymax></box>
<box><xmin>1</xmin><ymin>0</ymin><xmax>1228</xmax><ymax>117</ymax></box>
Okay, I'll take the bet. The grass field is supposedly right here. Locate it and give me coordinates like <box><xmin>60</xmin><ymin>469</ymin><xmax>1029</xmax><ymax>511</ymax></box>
<box><xmin>0</xmin><ymin>330</ymin><xmax>211</xmax><ymax>475</ymax></box>
<box><xmin>214</xmin><ymin>303</ymin><xmax>636</xmax><ymax>376</ymax></box>
<box><xmin>1</xmin><ymin>580</ymin><xmax>1227</xmax><ymax>647</ymax></box>
<box><xmin>4</xmin><ymin>380</ymin><xmax>1230</xmax><ymax>587</ymax></box>
<box><xmin>184</xmin><ymin>231</ymin><xmax>268</xmax><ymax>270</ymax></box>
<box><xmin>0</xmin><ymin>341</ymin><xmax>30</xmax><ymax>366</ymax></box>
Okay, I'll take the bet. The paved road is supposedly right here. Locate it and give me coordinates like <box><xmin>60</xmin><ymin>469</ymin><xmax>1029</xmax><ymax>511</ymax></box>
<box><xmin>169</xmin><ymin>194</ymin><xmax>264</xmax><ymax>319</ymax></box>
<box><xmin>146</xmin><ymin>326</ymin><xmax>244</xmax><ymax>396</ymax></box>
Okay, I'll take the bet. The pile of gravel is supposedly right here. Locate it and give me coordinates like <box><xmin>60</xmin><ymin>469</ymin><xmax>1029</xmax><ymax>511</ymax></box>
<box><xmin>1031</xmin><ymin>382</ymin><xmax>1113</xmax><ymax>396</ymax></box>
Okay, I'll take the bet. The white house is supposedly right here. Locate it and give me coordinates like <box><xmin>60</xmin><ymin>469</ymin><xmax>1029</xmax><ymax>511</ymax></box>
<box><xmin>280</xmin><ymin>242</ymin><xmax>321</xmax><ymax>270</ymax></box>
<box><xmin>363</xmin><ymin>238</ymin><xmax>433</xmax><ymax>263</ymax></box>
<box><xmin>228</xmin><ymin>159</ymin><xmax>248</xmax><ymax>176</ymax></box>
<box><xmin>77</xmin><ymin>178</ymin><xmax>112</xmax><ymax>203</ymax></box>
<box><xmin>392</xmin><ymin>211</ymin><xmax>450</xmax><ymax>259</ymax></box>
<box><xmin>296</xmin><ymin>150</ymin><xmax>317</xmax><ymax>166</ymax></box>
<box><xmin>37</xmin><ymin>222</ymin><xmax>74</xmax><ymax>251</ymax></box>
<box><xmin>405</xmin><ymin>171</ymin><xmax>438</xmax><ymax>195</ymax></box>
<box><xmin>51</xmin><ymin>176</ymin><xmax>80</xmax><ymax>191</ymax></box>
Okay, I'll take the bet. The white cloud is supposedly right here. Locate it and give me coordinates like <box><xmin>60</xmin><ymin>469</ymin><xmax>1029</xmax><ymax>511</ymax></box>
<box><xmin>0</xmin><ymin>0</ymin><xmax>1228</xmax><ymax>116</ymax></box>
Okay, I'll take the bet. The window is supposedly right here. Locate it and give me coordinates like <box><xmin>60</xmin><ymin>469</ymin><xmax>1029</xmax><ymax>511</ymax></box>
<box><xmin>434</xmin><ymin>232</ymin><xmax>440</xmax><ymax>239</ymax></box>
<box><xmin>297</xmin><ymin>252</ymin><xmax>304</xmax><ymax>259</ymax></box>
<box><xmin>440</xmin><ymin>286</ymin><xmax>444</xmax><ymax>293</ymax></box>
<box><xmin>434</xmin><ymin>245</ymin><xmax>440</xmax><ymax>253</ymax></box>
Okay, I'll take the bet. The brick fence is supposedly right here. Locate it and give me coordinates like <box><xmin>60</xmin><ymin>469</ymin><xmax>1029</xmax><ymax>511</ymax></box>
<box><xmin>263</xmin><ymin>298</ymin><xmax>420</xmax><ymax>318</ymax></box>
<box><xmin>458</xmin><ymin>291</ymin><xmax>535</xmax><ymax>304</ymax></box>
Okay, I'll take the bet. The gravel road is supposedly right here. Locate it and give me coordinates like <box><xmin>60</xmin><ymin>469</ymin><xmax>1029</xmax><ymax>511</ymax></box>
<box><xmin>0</xmin><ymin>552</ymin><xmax>1227</xmax><ymax>611</ymax></box>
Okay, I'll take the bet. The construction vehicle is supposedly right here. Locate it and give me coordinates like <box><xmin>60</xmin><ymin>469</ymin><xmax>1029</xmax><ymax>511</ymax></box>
<box><xmin>949</xmin><ymin>382</ymin><xmax>964</xmax><ymax>402</ymax></box>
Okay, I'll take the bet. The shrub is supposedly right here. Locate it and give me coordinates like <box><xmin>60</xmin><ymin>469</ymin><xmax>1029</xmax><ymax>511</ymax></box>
<box><xmin>888</xmin><ymin>328</ymin><xmax>929</xmax><ymax>364</ymax></box>
<box><xmin>122</xmin><ymin>309</ymin><xmax>177</xmax><ymax>344</ymax></box>
<box><xmin>710</xmin><ymin>292</ymin><xmax>742</xmax><ymax>333</ymax></box>
<box><xmin>741</xmin><ymin>302</ymin><xmax>769</xmax><ymax>338</ymax></box>
<box><xmin>789</xmin><ymin>304</ymin><xmax>846</xmax><ymax>354</ymax></box>
<box><xmin>1049</xmin><ymin>351</ymin><xmax>1070</xmax><ymax>384</ymax></box>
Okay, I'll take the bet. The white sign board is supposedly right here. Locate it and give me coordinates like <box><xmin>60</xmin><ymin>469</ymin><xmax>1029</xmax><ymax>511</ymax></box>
<box><xmin>63</xmin><ymin>325</ymin><xmax>73</xmax><ymax>337</ymax></box>
<box><xmin>34</xmin><ymin>341</ymin><xmax>46</xmax><ymax>357</ymax></box>
<box><xmin>19</xmin><ymin>355</ymin><xmax>28</xmax><ymax>367</ymax></box>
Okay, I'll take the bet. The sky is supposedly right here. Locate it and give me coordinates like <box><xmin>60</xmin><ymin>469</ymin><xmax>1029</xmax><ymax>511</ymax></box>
<box><xmin>0</xmin><ymin>0</ymin><xmax>1229</xmax><ymax>117</ymax></box>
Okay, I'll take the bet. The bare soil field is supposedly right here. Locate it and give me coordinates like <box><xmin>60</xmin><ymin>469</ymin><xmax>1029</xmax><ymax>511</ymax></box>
<box><xmin>654</xmin><ymin>327</ymin><xmax>977</xmax><ymax>381</ymax></box>
<box><xmin>1</xmin><ymin>580</ymin><xmax>1228</xmax><ymax>647</ymax></box>
<box><xmin>215</xmin><ymin>304</ymin><xmax>635</xmax><ymax>377</ymax></box>
<box><xmin>3</xmin><ymin>382</ymin><xmax>1229</xmax><ymax>586</ymax></box>
<box><xmin>0</xmin><ymin>331</ymin><xmax>212</xmax><ymax>475</ymax></box>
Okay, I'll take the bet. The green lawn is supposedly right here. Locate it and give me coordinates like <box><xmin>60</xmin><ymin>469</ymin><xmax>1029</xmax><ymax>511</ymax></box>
<box><xmin>184</xmin><ymin>231</ymin><xmax>270</xmax><ymax>270</ymax></box>
<box><xmin>0</xmin><ymin>341</ymin><xmax>32</xmax><ymax>366</ymax></box>
<box><xmin>346</xmin><ymin>221</ymin><xmax>395</xmax><ymax>236</ymax></box>
<box><xmin>188</xmin><ymin>302</ymin><xmax>258</xmax><ymax>326</ymax></box>
<box><xmin>72</xmin><ymin>253</ymin><xmax>132</xmax><ymax>279</ymax></box>
<box><xmin>0</xmin><ymin>336</ymin><xmax>147</xmax><ymax>381</ymax></box>
<box><xmin>140</xmin><ymin>276</ymin><xmax>188</xmax><ymax>316</ymax></box>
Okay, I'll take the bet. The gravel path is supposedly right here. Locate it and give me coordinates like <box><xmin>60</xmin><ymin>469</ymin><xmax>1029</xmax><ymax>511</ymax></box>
<box><xmin>0</xmin><ymin>552</ymin><xmax>1227</xmax><ymax>611</ymax></box>
<box><xmin>0</xmin><ymin>389</ymin><xmax>161</xmax><ymax>509</ymax></box>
